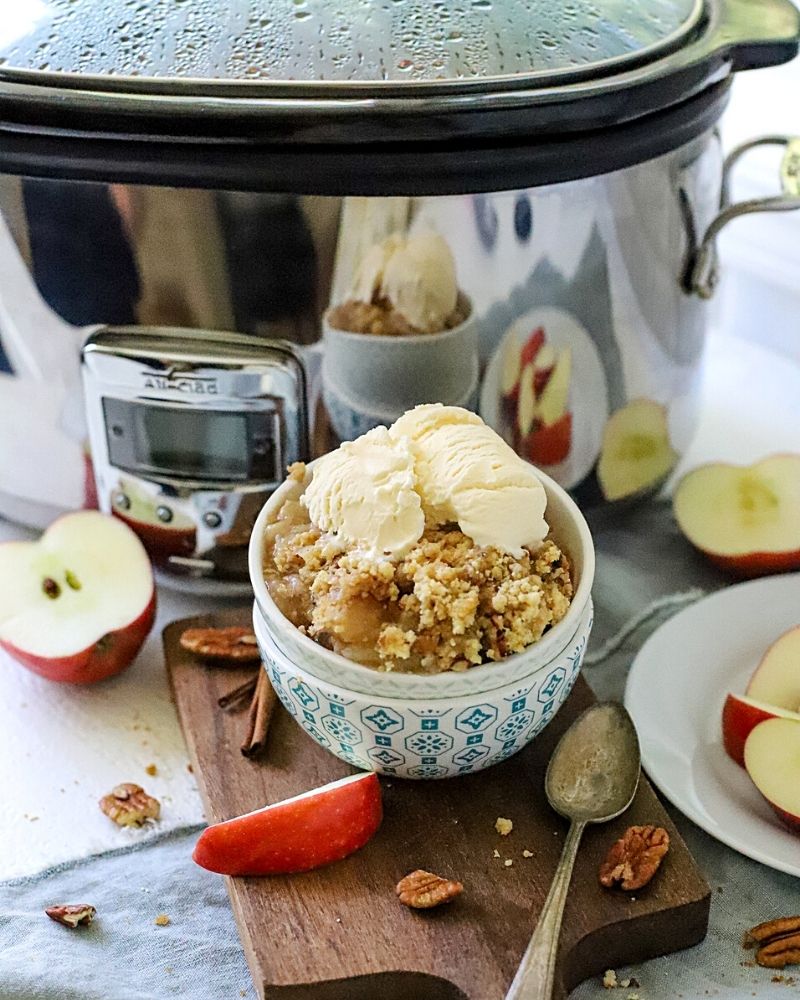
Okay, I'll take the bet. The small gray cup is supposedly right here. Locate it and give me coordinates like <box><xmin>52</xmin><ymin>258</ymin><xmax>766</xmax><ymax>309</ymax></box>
<box><xmin>322</xmin><ymin>302</ymin><xmax>479</xmax><ymax>439</ymax></box>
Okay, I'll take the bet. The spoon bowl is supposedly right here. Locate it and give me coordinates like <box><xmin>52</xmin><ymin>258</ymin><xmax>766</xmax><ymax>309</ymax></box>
<box><xmin>546</xmin><ymin>701</ymin><xmax>641</xmax><ymax>824</ymax></box>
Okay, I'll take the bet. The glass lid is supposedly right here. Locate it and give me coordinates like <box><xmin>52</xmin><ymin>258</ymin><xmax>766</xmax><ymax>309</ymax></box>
<box><xmin>0</xmin><ymin>0</ymin><xmax>705</xmax><ymax>92</ymax></box>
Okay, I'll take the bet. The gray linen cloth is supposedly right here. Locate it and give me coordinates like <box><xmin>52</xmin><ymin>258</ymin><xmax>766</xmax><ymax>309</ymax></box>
<box><xmin>3</xmin><ymin>502</ymin><xmax>798</xmax><ymax>999</ymax></box>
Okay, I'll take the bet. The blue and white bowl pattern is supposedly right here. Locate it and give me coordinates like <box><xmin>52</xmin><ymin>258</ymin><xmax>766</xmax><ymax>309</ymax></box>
<box><xmin>257</xmin><ymin>608</ymin><xmax>591</xmax><ymax>779</ymax></box>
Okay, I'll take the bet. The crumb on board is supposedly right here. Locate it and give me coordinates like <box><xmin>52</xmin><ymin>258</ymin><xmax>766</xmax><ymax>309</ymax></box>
<box><xmin>504</xmin><ymin>859</ymin><xmax>513</xmax><ymax>868</ymax></box>
<box><xmin>603</xmin><ymin>970</ymin><xmax>618</xmax><ymax>989</ymax></box>
<box><xmin>154</xmin><ymin>914</ymin><xmax>170</xmax><ymax>927</ymax></box>
<box><xmin>492</xmin><ymin>849</ymin><xmax>501</xmax><ymax>859</ymax></box>
<box><xmin>495</xmin><ymin>817</ymin><xmax>513</xmax><ymax>836</ymax></box>
<box><xmin>522</xmin><ymin>849</ymin><xmax>533</xmax><ymax>858</ymax></box>
<box><xmin>145</xmin><ymin>764</ymin><xmax>157</xmax><ymax>777</ymax></box>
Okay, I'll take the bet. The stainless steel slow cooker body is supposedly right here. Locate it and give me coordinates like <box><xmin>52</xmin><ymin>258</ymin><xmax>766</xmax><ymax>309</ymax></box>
<box><xmin>0</xmin><ymin>0</ymin><xmax>798</xmax><ymax>519</ymax></box>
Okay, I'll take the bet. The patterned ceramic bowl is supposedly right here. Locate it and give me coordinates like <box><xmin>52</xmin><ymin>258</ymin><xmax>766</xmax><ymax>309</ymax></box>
<box><xmin>249</xmin><ymin>464</ymin><xmax>594</xmax><ymax>699</ymax></box>
<box><xmin>254</xmin><ymin>596</ymin><xmax>593</xmax><ymax>779</ymax></box>
<box><xmin>248</xmin><ymin>459</ymin><xmax>595</xmax><ymax>777</ymax></box>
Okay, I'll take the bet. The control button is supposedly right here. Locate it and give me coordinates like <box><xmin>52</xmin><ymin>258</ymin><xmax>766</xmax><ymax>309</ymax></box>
<box><xmin>203</xmin><ymin>511</ymin><xmax>222</xmax><ymax>529</ymax></box>
<box><xmin>156</xmin><ymin>505</ymin><xmax>173</xmax><ymax>523</ymax></box>
<box><xmin>113</xmin><ymin>492</ymin><xmax>131</xmax><ymax>510</ymax></box>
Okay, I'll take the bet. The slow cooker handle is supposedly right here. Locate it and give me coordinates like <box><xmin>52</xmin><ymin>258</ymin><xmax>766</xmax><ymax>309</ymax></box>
<box><xmin>689</xmin><ymin>135</ymin><xmax>800</xmax><ymax>298</ymax></box>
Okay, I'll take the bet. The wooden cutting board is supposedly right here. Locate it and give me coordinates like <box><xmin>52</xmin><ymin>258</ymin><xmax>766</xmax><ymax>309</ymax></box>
<box><xmin>165</xmin><ymin>608</ymin><xmax>710</xmax><ymax>1000</ymax></box>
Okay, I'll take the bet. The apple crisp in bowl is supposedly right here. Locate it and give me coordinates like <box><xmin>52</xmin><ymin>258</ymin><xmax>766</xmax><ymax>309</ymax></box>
<box><xmin>262</xmin><ymin>466</ymin><xmax>573</xmax><ymax>676</ymax></box>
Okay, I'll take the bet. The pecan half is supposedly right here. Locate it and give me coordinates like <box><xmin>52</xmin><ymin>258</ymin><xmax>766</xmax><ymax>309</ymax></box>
<box><xmin>45</xmin><ymin>904</ymin><xmax>96</xmax><ymax>928</ymax></box>
<box><xmin>396</xmin><ymin>870</ymin><xmax>463</xmax><ymax>909</ymax></box>
<box><xmin>743</xmin><ymin>916</ymin><xmax>800</xmax><ymax>969</ymax></box>
<box><xmin>599</xmin><ymin>825</ymin><xmax>670</xmax><ymax>891</ymax></box>
<box><xmin>179</xmin><ymin>626</ymin><xmax>261</xmax><ymax>663</ymax></box>
<box><xmin>745</xmin><ymin>916</ymin><xmax>800</xmax><ymax>947</ymax></box>
<box><xmin>99</xmin><ymin>783</ymin><xmax>161</xmax><ymax>827</ymax></box>
<box><xmin>756</xmin><ymin>935</ymin><xmax>800</xmax><ymax>970</ymax></box>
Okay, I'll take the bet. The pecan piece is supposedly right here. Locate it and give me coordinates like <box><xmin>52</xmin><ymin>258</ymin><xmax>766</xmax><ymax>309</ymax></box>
<box><xmin>599</xmin><ymin>825</ymin><xmax>670</xmax><ymax>891</ymax></box>
<box><xmin>45</xmin><ymin>904</ymin><xmax>96</xmax><ymax>928</ymax></box>
<box><xmin>396</xmin><ymin>870</ymin><xmax>463</xmax><ymax>909</ymax></box>
<box><xmin>744</xmin><ymin>916</ymin><xmax>800</xmax><ymax>947</ymax></box>
<box><xmin>179</xmin><ymin>626</ymin><xmax>261</xmax><ymax>663</ymax></box>
<box><xmin>99</xmin><ymin>783</ymin><xmax>160</xmax><ymax>827</ymax></box>
<box><xmin>756</xmin><ymin>934</ymin><xmax>800</xmax><ymax>970</ymax></box>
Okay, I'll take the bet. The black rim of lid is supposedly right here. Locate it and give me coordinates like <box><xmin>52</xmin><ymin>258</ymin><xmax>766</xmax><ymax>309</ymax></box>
<box><xmin>0</xmin><ymin>77</ymin><xmax>731</xmax><ymax>195</ymax></box>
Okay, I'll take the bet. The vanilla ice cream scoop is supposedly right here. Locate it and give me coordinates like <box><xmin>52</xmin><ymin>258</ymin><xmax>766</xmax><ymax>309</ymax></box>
<box><xmin>304</xmin><ymin>405</ymin><xmax>549</xmax><ymax>559</ymax></box>
<box><xmin>302</xmin><ymin>425</ymin><xmax>424</xmax><ymax>560</ymax></box>
<box><xmin>350</xmin><ymin>232</ymin><xmax>459</xmax><ymax>333</ymax></box>
<box><xmin>391</xmin><ymin>404</ymin><xmax>549</xmax><ymax>555</ymax></box>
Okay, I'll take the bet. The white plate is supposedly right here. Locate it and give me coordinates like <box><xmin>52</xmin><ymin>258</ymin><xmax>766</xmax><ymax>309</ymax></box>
<box><xmin>625</xmin><ymin>574</ymin><xmax>800</xmax><ymax>878</ymax></box>
<box><xmin>479</xmin><ymin>306</ymin><xmax>609</xmax><ymax>490</ymax></box>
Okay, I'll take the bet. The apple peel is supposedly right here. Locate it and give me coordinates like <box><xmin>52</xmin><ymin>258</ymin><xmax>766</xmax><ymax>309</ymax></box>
<box><xmin>192</xmin><ymin>772</ymin><xmax>383</xmax><ymax>876</ymax></box>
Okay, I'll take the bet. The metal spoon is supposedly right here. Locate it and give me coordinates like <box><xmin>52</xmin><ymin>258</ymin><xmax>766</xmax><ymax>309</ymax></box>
<box><xmin>505</xmin><ymin>702</ymin><xmax>641</xmax><ymax>1000</ymax></box>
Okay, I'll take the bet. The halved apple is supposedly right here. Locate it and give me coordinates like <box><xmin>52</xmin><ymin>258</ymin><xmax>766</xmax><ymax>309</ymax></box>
<box><xmin>722</xmin><ymin>692</ymin><xmax>800</xmax><ymax>768</ymax></box>
<box><xmin>192</xmin><ymin>772</ymin><xmax>383</xmax><ymax>876</ymax></box>
<box><xmin>673</xmin><ymin>455</ymin><xmax>800</xmax><ymax>577</ymax></box>
<box><xmin>744</xmin><ymin>718</ymin><xmax>800</xmax><ymax>833</ymax></box>
<box><xmin>0</xmin><ymin>511</ymin><xmax>155</xmax><ymax>684</ymax></box>
<box><xmin>746</xmin><ymin>626</ymin><xmax>800</xmax><ymax>710</ymax></box>
<box><xmin>112</xmin><ymin>481</ymin><xmax>196</xmax><ymax>561</ymax></box>
<box><xmin>597</xmin><ymin>399</ymin><xmax>677</xmax><ymax>502</ymax></box>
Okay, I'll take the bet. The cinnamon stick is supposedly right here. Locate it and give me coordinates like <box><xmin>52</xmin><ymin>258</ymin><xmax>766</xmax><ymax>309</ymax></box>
<box><xmin>241</xmin><ymin>670</ymin><xmax>277</xmax><ymax>758</ymax></box>
<box><xmin>218</xmin><ymin>675</ymin><xmax>258</xmax><ymax>712</ymax></box>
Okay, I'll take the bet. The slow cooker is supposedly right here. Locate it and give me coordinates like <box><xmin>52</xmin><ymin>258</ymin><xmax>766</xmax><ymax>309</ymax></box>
<box><xmin>0</xmin><ymin>0</ymin><xmax>798</xmax><ymax>586</ymax></box>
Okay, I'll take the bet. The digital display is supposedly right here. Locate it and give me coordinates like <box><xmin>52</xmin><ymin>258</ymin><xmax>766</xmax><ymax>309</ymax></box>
<box><xmin>136</xmin><ymin>406</ymin><xmax>248</xmax><ymax>479</ymax></box>
<box><xmin>103</xmin><ymin>398</ymin><xmax>271</xmax><ymax>481</ymax></box>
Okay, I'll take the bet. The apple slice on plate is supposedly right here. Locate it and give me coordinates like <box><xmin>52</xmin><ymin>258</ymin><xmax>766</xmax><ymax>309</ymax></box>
<box><xmin>516</xmin><ymin>363</ymin><xmax>537</xmax><ymax>439</ymax></box>
<box><xmin>193</xmin><ymin>772</ymin><xmax>382</xmax><ymax>876</ymax></box>
<box><xmin>744</xmin><ymin>718</ymin><xmax>800</xmax><ymax>833</ymax></box>
<box><xmin>746</xmin><ymin>625</ymin><xmax>800</xmax><ymax>710</ymax></box>
<box><xmin>673</xmin><ymin>455</ymin><xmax>800</xmax><ymax>577</ymax></box>
<box><xmin>722</xmin><ymin>692</ymin><xmax>800</xmax><ymax>768</ymax></box>
<box><xmin>0</xmin><ymin>511</ymin><xmax>155</xmax><ymax>684</ymax></box>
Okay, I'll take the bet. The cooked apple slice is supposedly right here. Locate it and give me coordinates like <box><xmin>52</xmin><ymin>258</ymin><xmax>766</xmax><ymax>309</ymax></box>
<box><xmin>519</xmin><ymin>326</ymin><xmax>545</xmax><ymax>370</ymax></box>
<box><xmin>597</xmin><ymin>399</ymin><xmax>677</xmax><ymax>502</ymax></box>
<box><xmin>528</xmin><ymin>412</ymin><xmax>572</xmax><ymax>466</ymax></box>
<box><xmin>744</xmin><ymin>718</ymin><xmax>800</xmax><ymax>833</ymax></box>
<box><xmin>673</xmin><ymin>456</ymin><xmax>800</xmax><ymax>577</ymax></box>
<box><xmin>192</xmin><ymin>772</ymin><xmax>383</xmax><ymax>876</ymax></box>
<box><xmin>0</xmin><ymin>511</ymin><xmax>155</xmax><ymax>684</ymax></box>
<box><xmin>746</xmin><ymin>626</ymin><xmax>800</xmax><ymax>710</ymax></box>
<box><xmin>501</xmin><ymin>334</ymin><xmax>523</xmax><ymax>403</ymax></box>
<box><xmin>516</xmin><ymin>363</ymin><xmax>536</xmax><ymax>438</ymax></box>
<box><xmin>722</xmin><ymin>692</ymin><xmax>800</xmax><ymax>768</ymax></box>
<box><xmin>534</xmin><ymin>347</ymin><xmax>572</xmax><ymax>427</ymax></box>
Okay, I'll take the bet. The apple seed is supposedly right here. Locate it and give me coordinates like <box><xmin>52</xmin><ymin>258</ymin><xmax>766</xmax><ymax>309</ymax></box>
<box><xmin>65</xmin><ymin>570</ymin><xmax>81</xmax><ymax>591</ymax></box>
<box><xmin>42</xmin><ymin>577</ymin><xmax>61</xmax><ymax>599</ymax></box>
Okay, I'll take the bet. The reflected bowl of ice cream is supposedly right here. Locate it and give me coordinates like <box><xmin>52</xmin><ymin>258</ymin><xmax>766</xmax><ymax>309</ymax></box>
<box><xmin>248</xmin><ymin>405</ymin><xmax>594</xmax><ymax>777</ymax></box>
<box><xmin>322</xmin><ymin>232</ymin><xmax>478</xmax><ymax>440</ymax></box>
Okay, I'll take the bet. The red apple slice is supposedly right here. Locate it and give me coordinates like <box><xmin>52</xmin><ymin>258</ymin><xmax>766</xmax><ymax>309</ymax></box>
<box><xmin>519</xmin><ymin>326</ymin><xmax>545</xmax><ymax>370</ymax></box>
<box><xmin>746</xmin><ymin>626</ymin><xmax>800</xmax><ymax>711</ymax></box>
<box><xmin>516</xmin><ymin>363</ymin><xmax>536</xmax><ymax>439</ymax></box>
<box><xmin>673</xmin><ymin>455</ymin><xmax>800</xmax><ymax>577</ymax></box>
<box><xmin>722</xmin><ymin>692</ymin><xmax>800</xmax><ymax>768</ymax></box>
<box><xmin>533</xmin><ymin>342</ymin><xmax>557</xmax><ymax>397</ymax></box>
<box><xmin>597</xmin><ymin>399</ymin><xmax>677</xmax><ymax>502</ymax></box>
<box><xmin>744</xmin><ymin>718</ymin><xmax>800</xmax><ymax>833</ymax></box>
<box><xmin>192</xmin><ymin>772</ymin><xmax>383</xmax><ymax>876</ymax></box>
<box><xmin>534</xmin><ymin>347</ymin><xmax>572</xmax><ymax>427</ymax></box>
<box><xmin>0</xmin><ymin>511</ymin><xmax>155</xmax><ymax>684</ymax></box>
<box><xmin>528</xmin><ymin>412</ymin><xmax>573</xmax><ymax>466</ymax></box>
<box><xmin>501</xmin><ymin>334</ymin><xmax>523</xmax><ymax>404</ymax></box>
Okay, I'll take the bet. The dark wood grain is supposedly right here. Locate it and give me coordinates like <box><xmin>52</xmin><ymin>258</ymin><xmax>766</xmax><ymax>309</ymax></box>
<box><xmin>165</xmin><ymin>608</ymin><xmax>710</xmax><ymax>1000</ymax></box>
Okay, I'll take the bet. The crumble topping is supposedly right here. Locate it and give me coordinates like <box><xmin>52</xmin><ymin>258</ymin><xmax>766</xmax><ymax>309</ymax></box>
<box><xmin>328</xmin><ymin>293</ymin><xmax>469</xmax><ymax>337</ymax></box>
<box><xmin>263</xmin><ymin>478</ymin><xmax>573</xmax><ymax>675</ymax></box>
